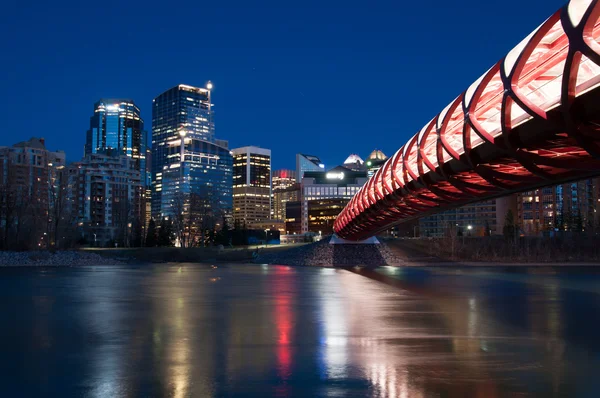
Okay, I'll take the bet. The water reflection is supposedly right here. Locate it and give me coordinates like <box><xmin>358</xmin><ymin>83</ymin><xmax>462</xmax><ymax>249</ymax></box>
<box><xmin>316</xmin><ymin>268</ymin><xmax>348</xmax><ymax>380</ymax></box>
<box><xmin>1</xmin><ymin>265</ymin><xmax>600</xmax><ymax>397</ymax></box>
<box><xmin>271</xmin><ymin>266</ymin><xmax>295</xmax><ymax>395</ymax></box>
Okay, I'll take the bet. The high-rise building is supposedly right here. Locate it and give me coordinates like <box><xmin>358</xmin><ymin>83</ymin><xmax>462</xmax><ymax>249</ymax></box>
<box><xmin>232</xmin><ymin>146</ymin><xmax>271</xmax><ymax>227</ymax></box>
<box><xmin>272</xmin><ymin>169</ymin><xmax>296</xmax><ymax>190</ymax></box>
<box><xmin>151</xmin><ymin>84</ymin><xmax>232</xmax><ymax>226</ymax></box>
<box><xmin>296</xmin><ymin>154</ymin><xmax>324</xmax><ymax>182</ymax></box>
<box><xmin>0</xmin><ymin>138</ymin><xmax>66</xmax><ymax>249</ymax></box>
<box><xmin>517</xmin><ymin>179</ymin><xmax>599</xmax><ymax>235</ymax></box>
<box><xmin>272</xmin><ymin>169</ymin><xmax>298</xmax><ymax>222</ymax></box>
<box><xmin>62</xmin><ymin>154</ymin><xmax>143</xmax><ymax>247</ymax></box>
<box><xmin>85</xmin><ymin>99</ymin><xmax>148</xmax><ymax>185</ymax></box>
<box><xmin>273</xmin><ymin>183</ymin><xmax>300</xmax><ymax>223</ymax></box>
<box><xmin>284</xmin><ymin>201</ymin><xmax>303</xmax><ymax>235</ymax></box>
<box><xmin>296</xmin><ymin>167</ymin><xmax>368</xmax><ymax>234</ymax></box>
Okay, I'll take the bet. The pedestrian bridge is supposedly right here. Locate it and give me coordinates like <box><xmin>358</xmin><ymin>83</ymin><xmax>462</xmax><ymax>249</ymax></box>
<box><xmin>334</xmin><ymin>0</ymin><xmax>600</xmax><ymax>241</ymax></box>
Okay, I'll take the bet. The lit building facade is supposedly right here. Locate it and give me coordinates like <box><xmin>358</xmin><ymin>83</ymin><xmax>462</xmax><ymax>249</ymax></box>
<box><xmin>272</xmin><ymin>169</ymin><xmax>295</xmax><ymax>190</ymax></box>
<box><xmin>0</xmin><ymin>138</ymin><xmax>66</xmax><ymax>248</ymax></box>
<box><xmin>272</xmin><ymin>169</ymin><xmax>298</xmax><ymax>222</ymax></box>
<box><xmin>299</xmin><ymin>167</ymin><xmax>367</xmax><ymax>234</ymax></box>
<box><xmin>419</xmin><ymin>196</ymin><xmax>517</xmax><ymax>237</ymax></box>
<box><xmin>517</xmin><ymin>179</ymin><xmax>599</xmax><ymax>235</ymax></box>
<box><xmin>151</xmin><ymin>84</ymin><xmax>232</xmax><ymax>225</ymax></box>
<box><xmin>273</xmin><ymin>183</ymin><xmax>300</xmax><ymax>223</ymax></box>
<box><xmin>85</xmin><ymin>99</ymin><xmax>148</xmax><ymax>185</ymax></box>
<box><xmin>232</xmin><ymin>146</ymin><xmax>271</xmax><ymax>227</ymax></box>
<box><xmin>61</xmin><ymin>154</ymin><xmax>142</xmax><ymax>247</ymax></box>
<box><xmin>296</xmin><ymin>154</ymin><xmax>324</xmax><ymax>182</ymax></box>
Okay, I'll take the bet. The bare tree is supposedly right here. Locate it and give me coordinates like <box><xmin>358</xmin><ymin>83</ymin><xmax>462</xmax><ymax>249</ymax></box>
<box><xmin>171</xmin><ymin>191</ymin><xmax>188</xmax><ymax>247</ymax></box>
<box><xmin>169</xmin><ymin>191</ymin><xmax>221</xmax><ymax>248</ymax></box>
<box><xmin>48</xmin><ymin>172</ymin><xmax>74</xmax><ymax>249</ymax></box>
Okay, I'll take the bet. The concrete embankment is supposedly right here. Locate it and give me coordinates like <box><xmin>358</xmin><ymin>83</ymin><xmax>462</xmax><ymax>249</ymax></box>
<box><xmin>255</xmin><ymin>239</ymin><xmax>402</xmax><ymax>266</ymax></box>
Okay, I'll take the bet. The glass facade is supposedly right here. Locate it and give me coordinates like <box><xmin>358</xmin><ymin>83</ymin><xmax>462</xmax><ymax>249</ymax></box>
<box><xmin>273</xmin><ymin>184</ymin><xmax>300</xmax><ymax>222</ymax></box>
<box><xmin>85</xmin><ymin>99</ymin><xmax>148</xmax><ymax>185</ymax></box>
<box><xmin>307</xmin><ymin>198</ymin><xmax>349</xmax><ymax>235</ymax></box>
<box><xmin>151</xmin><ymin>84</ymin><xmax>232</xmax><ymax>222</ymax></box>
<box><xmin>296</xmin><ymin>154</ymin><xmax>324</xmax><ymax>182</ymax></box>
<box><xmin>299</xmin><ymin>169</ymin><xmax>368</xmax><ymax>234</ymax></box>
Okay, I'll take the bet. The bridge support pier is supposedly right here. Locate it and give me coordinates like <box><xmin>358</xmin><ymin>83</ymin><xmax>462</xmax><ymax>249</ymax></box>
<box><xmin>329</xmin><ymin>234</ymin><xmax>380</xmax><ymax>245</ymax></box>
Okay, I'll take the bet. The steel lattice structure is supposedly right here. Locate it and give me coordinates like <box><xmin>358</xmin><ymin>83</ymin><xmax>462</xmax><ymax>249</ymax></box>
<box><xmin>334</xmin><ymin>0</ymin><xmax>600</xmax><ymax>241</ymax></box>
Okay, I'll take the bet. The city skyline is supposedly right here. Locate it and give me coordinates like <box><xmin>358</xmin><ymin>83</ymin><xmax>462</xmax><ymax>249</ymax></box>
<box><xmin>0</xmin><ymin>0</ymin><xmax>566</xmax><ymax>170</ymax></box>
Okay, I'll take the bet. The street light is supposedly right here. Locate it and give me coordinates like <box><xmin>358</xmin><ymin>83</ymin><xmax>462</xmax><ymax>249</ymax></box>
<box><xmin>206</xmin><ymin>81</ymin><xmax>213</xmax><ymax>139</ymax></box>
<box><xmin>264</xmin><ymin>229</ymin><xmax>269</xmax><ymax>247</ymax></box>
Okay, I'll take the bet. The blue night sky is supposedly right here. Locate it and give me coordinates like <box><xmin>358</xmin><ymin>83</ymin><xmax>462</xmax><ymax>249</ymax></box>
<box><xmin>0</xmin><ymin>0</ymin><xmax>565</xmax><ymax>170</ymax></box>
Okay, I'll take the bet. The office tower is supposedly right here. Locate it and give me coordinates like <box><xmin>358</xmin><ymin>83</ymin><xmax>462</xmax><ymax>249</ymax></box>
<box><xmin>85</xmin><ymin>99</ymin><xmax>148</xmax><ymax>184</ymax></box>
<box><xmin>272</xmin><ymin>169</ymin><xmax>298</xmax><ymax>222</ymax></box>
<box><xmin>272</xmin><ymin>169</ymin><xmax>296</xmax><ymax>190</ymax></box>
<box><xmin>0</xmin><ymin>138</ymin><xmax>66</xmax><ymax>249</ymax></box>
<box><xmin>296</xmin><ymin>154</ymin><xmax>324</xmax><ymax>182</ymax></box>
<box><xmin>151</xmin><ymin>84</ymin><xmax>232</xmax><ymax>227</ymax></box>
<box><xmin>62</xmin><ymin>154</ymin><xmax>143</xmax><ymax>247</ymax></box>
<box><xmin>365</xmin><ymin>149</ymin><xmax>388</xmax><ymax>178</ymax></box>
<box><xmin>273</xmin><ymin>183</ymin><xmax>300</xmax><ymax>223</ymax></box>
<box><xmin>284</xmin><ymin>201</ymin><xmax>302</xmax><ymax>235</ymax></box>
<box><xmin>232</xmin><ymin>146</ymin><xmax>271</xmax><ymax>227</ymax></box>
<box><xmin>295</xmin><ymin>166</ymin><xmax>368</xmax><ymax>235</ymax></box>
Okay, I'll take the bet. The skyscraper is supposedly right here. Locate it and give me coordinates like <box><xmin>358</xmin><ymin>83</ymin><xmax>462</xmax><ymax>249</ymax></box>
<box><xmin>232</xmin><ymin>146</ymin><xmax>271</xmax><ymax>227</ymax></box>
<box><xmin>296</xmin><ymin>154</ymin><xmax>324</xmax><ymax>182</ymax></box>
<box><xmin>272</xmin><ymin>169</ymin><xmax>296</xmax><ymax>190</ymax></box>
<box><xmin>272</xmin><ymin>169</ymin><xmax>298</xmax><ymax>222</ymax></box>
<box><xmin>85</xmin><ymin>99</ymin><xmax>148</xmax><ymax>185</ymax></box>
<box><xmin>151</xmin><ymin>84</ymin><xmax>232</xmax><ymax>225</ymax></box>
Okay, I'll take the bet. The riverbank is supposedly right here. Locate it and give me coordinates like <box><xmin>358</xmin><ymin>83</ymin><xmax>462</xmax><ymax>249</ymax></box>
<box><xmin>255</xmin><ymin>239</ymin><xmax>402</xmax><ymax>266</ymax></box>
<box><xmin>82</xmin><ymin>243</ymin><xmax>308</xmax><ymax>264</ymax></box>
<box><xmin>4</xmin><ymin>238</ymin><xmax>600</xmax><ymax>267</ymax></box>
<box><xmin>255</xmin><ymin>238</ymin><xmax>600</xmax><ymax>267</ymax></box>
<box><xmin>0</xmin><ymin>245</ymin><xmax>306</xmax><ymax>266</ymax></box>
<box><xmin>383</xmin><ymin>237</ymin><xmax>600</xmax><ymax>265</ymax></box>
<box><xmin>0</xmin><ymin>251</ymin><xmax>125</xmax><ymax>266</ymax></box>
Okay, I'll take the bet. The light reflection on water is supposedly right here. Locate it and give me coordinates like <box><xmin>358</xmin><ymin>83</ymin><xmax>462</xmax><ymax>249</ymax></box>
<box><xmin>0</xmin><ymin>264</ymin><xmax>600</xmax><ymax>397</ymax></box>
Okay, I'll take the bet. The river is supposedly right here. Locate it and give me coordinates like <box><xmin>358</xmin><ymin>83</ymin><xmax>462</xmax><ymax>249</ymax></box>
<box><xmin>0</xmin><ymin>264</ymin><xmax>599</xmax><ymax>397</ymax></box>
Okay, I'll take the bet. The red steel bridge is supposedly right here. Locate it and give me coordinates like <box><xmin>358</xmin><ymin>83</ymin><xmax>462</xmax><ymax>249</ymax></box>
<box><xmin>334</xmin><ymin>0</ymin><xmax>600</xmax><ymax>241</ymax></box>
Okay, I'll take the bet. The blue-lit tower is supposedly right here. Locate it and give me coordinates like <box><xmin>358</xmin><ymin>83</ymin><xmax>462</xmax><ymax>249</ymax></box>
<box><xmin>85</xmin><ymin>99</ymin><xmax>148</xmax><ymax>185</ymax></box>
<box><xmin>151</xmin><ymin>84</ymin><xmax>232</xmax><ymax>225</ymax></box>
